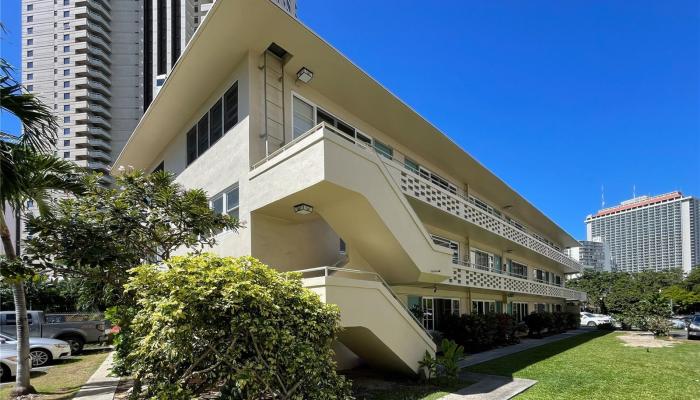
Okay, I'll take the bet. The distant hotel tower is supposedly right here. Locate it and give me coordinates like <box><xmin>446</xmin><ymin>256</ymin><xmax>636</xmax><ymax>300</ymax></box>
<box><xmin>585</xmin><ymin>192</ymin><xmax>700</xmax><ymax>273</ymax></box>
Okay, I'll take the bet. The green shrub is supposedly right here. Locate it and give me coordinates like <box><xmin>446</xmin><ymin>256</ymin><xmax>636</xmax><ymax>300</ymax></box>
<box><xmin>564</xmin><ymin>311</ymin><xmax>581</xmax><ymax>330</ymax></box>
<box><xmin>524</xmin><ymin>312</ymin><xmax>553</xmax><ymax>337</ymax></box>
<box><xmin>442</xmin><ymin>313</ymin><xmax>518</xmax><ymax>352</ymax></box>
<box><xmin>551</xmin><ymin>312</ymin><xmax>567</xmax><ymax>333</ymax></box>
<box><xmin>437</xmin><ymin>339</ymin><xmax>464</xmax><ymax>384</ymax></box>
<box><xmin>597</xmin><ymin>322</ymin><xmax>616</xmax><ymax>331</ymax></box>
<box><xmin>647</xmin><ymin>315</ymin><xmax>672</xmax><ymax>336</ymax></box>
<box><xmin>125</xmin><ymin>255</ymin><xmax>352</xmax><ymax>399</ymax></box>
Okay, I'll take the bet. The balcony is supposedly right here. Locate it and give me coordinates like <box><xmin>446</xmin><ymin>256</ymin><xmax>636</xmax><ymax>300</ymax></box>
<box><xmin>74</xmin><ymin>78</ymin><xmax>111</xmax><ymax>97</ymax></box>
<box><xmin>446</xmin><ymin>261</ymin><xmax>586</xmax><ymax>302</ymax></box>
<box><xmin>250</xmin><ymin>123</ymin><xmax>587</xmax><ymax>302</ymax></box>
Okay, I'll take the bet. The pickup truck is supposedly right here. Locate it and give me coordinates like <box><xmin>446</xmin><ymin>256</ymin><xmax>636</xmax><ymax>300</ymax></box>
<box><xmin>0</xmin><ymin>311</ymin><xmax>109</xmax><ymax>353</ymax></box>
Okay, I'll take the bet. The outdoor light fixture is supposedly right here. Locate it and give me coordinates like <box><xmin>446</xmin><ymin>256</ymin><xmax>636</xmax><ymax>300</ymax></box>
<box><xmin>502</xmin><ymin>204</ymin><xmax>513</xmax><ymax>210</ymax></box>
<box><xmin>296</xmin><ymin>67</ymin><xmax>313</xmax><ymax>83</ymax></box>
<box><xmin>506</xmin><ymin>249</ymin><xmax>513</xmax><ymax>253</ymax></box>
<box><xmin>293</xmin><ymin>203</ymin><xmax>313</xmax><ymax>215</ymax></box>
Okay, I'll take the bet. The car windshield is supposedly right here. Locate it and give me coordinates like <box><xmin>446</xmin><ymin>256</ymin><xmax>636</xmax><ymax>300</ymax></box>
<box><xmin>0</xmin><ymin>333</ymin><xmax>17</xmax><ymax>341</ymax></box>
<box><xmin>582</xmin><ymin>313</ymin><xmax>593</xmax><ymax>317</ymax></box>
<box><xmin>694</xmin><ymin>316</ymin><xmax>700</xmax><ymax>324</ymax></box>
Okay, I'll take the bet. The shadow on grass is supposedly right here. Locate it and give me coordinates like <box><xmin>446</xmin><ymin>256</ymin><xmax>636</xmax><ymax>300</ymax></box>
<box><xmin>465</xmin><ymin>330</ymin><xmax>610</xmax><ymax>378</ymax></box>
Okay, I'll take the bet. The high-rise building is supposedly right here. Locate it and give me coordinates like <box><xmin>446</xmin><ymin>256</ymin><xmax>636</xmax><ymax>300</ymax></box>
<box><xmin>586</xmin><ymin>192</ymin><xmax>700</xmax><ymax>273</ymax></box>
<box><xmin>115</xmin><ymin>0</ymin><xmax>586</xmax><ymax>374</ymax></box>
<box><xmin>566</xmin><ymin>237</ymin><xmax>612</xmax><ymax>272</ymax></box>
<box><xmin>18</xmin><ymin>0</ymin><xmax>296</xmax><ymax>251</ymax></box>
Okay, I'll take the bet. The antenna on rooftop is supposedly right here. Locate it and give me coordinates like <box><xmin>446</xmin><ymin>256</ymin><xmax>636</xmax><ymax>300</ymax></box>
<box><xmin>632</xmin><ymin>184</ymin><xmax>636</xmax><ymax>200</ymax></box>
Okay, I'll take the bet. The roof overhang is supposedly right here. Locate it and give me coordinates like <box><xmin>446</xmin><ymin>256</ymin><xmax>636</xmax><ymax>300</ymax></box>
<box><xmin>115</xmin><ymin>0</ymin><xmax>579</xmax><ymax>248</ymax></box>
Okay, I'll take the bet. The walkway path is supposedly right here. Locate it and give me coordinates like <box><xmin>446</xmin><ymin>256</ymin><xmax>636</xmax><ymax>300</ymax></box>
<box><xmin>73</xmin><ymin>351</ymin><xmax>120</xmax><ymax>400</ymax></box>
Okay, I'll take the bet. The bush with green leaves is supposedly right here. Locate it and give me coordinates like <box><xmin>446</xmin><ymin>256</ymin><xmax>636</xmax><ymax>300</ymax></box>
<box><xmin>441</xmin><ymin>312</ymin><xmax>519</xmax><ymax>353</ymax></box>
<box><xmin>564</xmin><ymin>311</ymin><xmax>581</xmax><ymax>330</ymax></box>
<box><xmin>419</xmin><ymin>339</ymin><xmax>464</xmax><ymax>385</ymax></box>
<box><xmin>523</xmin><ymin>312</ymin><xmax>554</xmax><ymax>337</ymax></box>
<box><xmin>125</xmin><ymin>254</ymin><xmax>352</xmax><ymax>399</ymax></box>
<box><xmin>596</xmin><ymin>322</ymin><xmax>616</xmax><ymax>331</ymax></box>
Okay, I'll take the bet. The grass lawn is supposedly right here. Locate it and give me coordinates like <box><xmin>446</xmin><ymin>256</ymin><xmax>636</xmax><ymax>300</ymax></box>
<box><xmin>468</xmin><ymin>331</ymin><xmax>700</xmax><ymax>400</ymax></box>
<box><xmin>0</xmin><ymin>349</ymin><xmax>110</xmax><ymax>400</ymax></box>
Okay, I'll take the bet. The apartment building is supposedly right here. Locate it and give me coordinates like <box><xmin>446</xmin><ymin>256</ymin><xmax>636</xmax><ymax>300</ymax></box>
<box><xmin>115</xmin><ymin>0</ymin><xmax>586</xmax><ymax>374</ymax></box>
<box><xmin>586</xmin><ymin>192</ymin><xmax>700</xmax><ymax>274</ymax></box>
<box><xmin>566</xmin><ymin>238</ymin><xmax>612</xmax><ymax>272</ymax></box>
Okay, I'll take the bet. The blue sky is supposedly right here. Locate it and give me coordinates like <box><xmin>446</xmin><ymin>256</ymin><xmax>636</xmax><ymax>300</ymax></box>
<box><xmin>2</xmin><ymin>1</ymin><xmax>699</xmax><ymax>239</ymax></box>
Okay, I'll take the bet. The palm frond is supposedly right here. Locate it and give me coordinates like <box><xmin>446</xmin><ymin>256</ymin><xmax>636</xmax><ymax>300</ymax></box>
<box><xmin>0</xmin><ymin>58</ymin><xmax>58</xmax><ymax>153</ymax></box>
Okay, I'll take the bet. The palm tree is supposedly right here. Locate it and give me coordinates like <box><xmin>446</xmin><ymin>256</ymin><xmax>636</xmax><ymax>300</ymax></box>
<box><xmin>1</xmin><ymin>59</ymin><xmax>83</xmax><ymax>395</ymax></box>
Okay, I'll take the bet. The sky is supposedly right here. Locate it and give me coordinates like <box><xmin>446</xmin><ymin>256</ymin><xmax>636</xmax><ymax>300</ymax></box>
<box><xmin>1</xmin><ymin>1</ymin><xmax>699</xmax><ymax>240</ymax></box>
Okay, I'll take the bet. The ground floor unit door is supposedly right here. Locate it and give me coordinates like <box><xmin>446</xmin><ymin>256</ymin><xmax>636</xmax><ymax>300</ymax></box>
<box><xmin>422</xmin><ymin>297</ymin><xmax>459</xmax><ymax>331</ymax></box>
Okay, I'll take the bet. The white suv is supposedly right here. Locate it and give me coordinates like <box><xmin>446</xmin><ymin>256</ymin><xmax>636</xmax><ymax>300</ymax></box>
<box><xmin>580</xmin><ymin>312</ymin><xmax>612</xmax><ymax>327</ymax></box>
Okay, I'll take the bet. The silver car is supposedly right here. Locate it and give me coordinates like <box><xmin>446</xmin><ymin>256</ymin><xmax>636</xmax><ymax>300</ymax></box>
<box><xmin>0</xmin><ymin>348</ymin><xmax>17</xmax><ymax>381</ymax></box>
<box><xmin>0</xmin><ymin>333</ymin><xmax>72</xmax><ymax>367</ymax></box>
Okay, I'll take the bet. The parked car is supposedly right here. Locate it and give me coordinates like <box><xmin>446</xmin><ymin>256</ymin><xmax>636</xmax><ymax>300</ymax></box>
<box><xmin>669</xmin><ymin>315</ymin><xmax>692</xmax><ymax>330</ymax></box>
<box><xmin>0</xmin><ymin>333</ymin><xmax>71</xmax><ymax>367</ymax></box>
<box><xmin>687</xmin><ymin>315</ymin><xmax>700</xmax><ymax>340</ymax></box>
<box><xmin>580</xmin><ymin>312</ymin><xmax>613</xmax><ymax>327</ymax></box>
<box><xmin>0</xmin><ymin>311</ymin><xmax>109</xmax><ymax>354</ymax></box>
<box><xmin>0</xmin><ymin>348</ymin><xmax>18</xmax><ymax>382</ymax></box>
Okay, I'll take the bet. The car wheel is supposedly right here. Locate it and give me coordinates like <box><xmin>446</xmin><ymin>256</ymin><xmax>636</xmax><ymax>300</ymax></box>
<box><xmin>59</xmin><ymin>335</ymin><xmax>85</xmax><ymax>354</ymax></box>
<box><xmin>587</xmin><ymin>321</ymin><xmax>597</xmax><ymax>327</ymax></box>
<box><xmin>29</xmin><ymin>349</ymin><xmax>53</xmax><ymax>367</ymax></box>
<box><xmin>0</xmin><ymin>364</ymin><xmax>9</xmax><ymax>382</ymax></box>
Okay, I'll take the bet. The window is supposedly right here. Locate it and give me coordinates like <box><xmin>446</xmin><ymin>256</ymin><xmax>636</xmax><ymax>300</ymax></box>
<box><xmin>186</xmin><ymin>127</ymin><xmax>197</xmax><ymax>165</ymax></box>
<box><xmin>27</xmin><ymin>27</ymin><xmax>33</xmax><ymax>34</ymax></box>
<box><xmin>197</xmin><ymin>114</ymin><xmax>209</xmax><ymax>156</ymax></box>
<box><xmin>63</xmin><ymin>151</ymin><xmax>70</xmax><ymax>159</ymax></box>
<box><xmin>63</xmin><ymin>10</ymin><xmax>69</xmax><ymax>17</ymax></box>
<box><xmin>63</xmin><ymin>105</ymin><xmax>70</xmax><ymax>111</ymax></box>
<box><xmin>209</xmin><ymin>99</ymin><xmax>223</xmax><ymax>144</ymax></box>
<box><xmin>3</xmin><ymin>314</ymin><xmax>33</xmax><ymax>326</ymax></box>
<box><xmin>512</xmin><ymin>302</ymin><xmax>529</xmax><ymax>322</ymax></box>
<box><xmin>63</xmin><ymin>140</ymin><xmax>70</xmax><ymax>146</ymax></box>
<box><xmin>470</xmin><ymin>248</ymin><xmax>493</xmax><ymax>271</ymax></box>
<box><xmin>63</xmin><ymin>46</ymin><xmax>70</xmax><ymax>53</ymax></box>
<box><xmin>404</xmin><ymin>158</ymin><xmax>420</xmax><ymax>174</ymax></box>
<box><xmin>63</xmin><ymin>22</ymin><xmax>69</xmax><ymax>30</ymax></box>
<box><xmin>373</xmin><ymin>139</ymin><xmax>393</xmax><ymax>160</ymax></box>
<box><xmin>509</xmin><ymin>260</ymin><xmax>528</xmax><ymax>279</ymax></box>
<box><xmin>63</xmin><ymin>34</ymin><xmax>69</xmax><ymax>41</ymax></box>
<box><xmin>210</xmin><ymin>184</ymin><xmax>240</xmax><ymax>222</ymax></box>
<box><xmin>432</xmin><ymin>235</ymin><xmax>459</xmax><ymax>264</ymax></box>
<box><xmin>63</xmin><ymin>128</ymin><xmax>70</xmax><ymax>135</ymax></box>
<box><xmin>27</xmin><ymin>4</ymin><xmax>33</xmax><ymax>11</ymax></box>
<box><xmin>63</xmin><ymin>116</ymin><xmax>70</xmax><ymax>123</ymax></box>
<box><xmin>26</xmin><ymin>85</ymin><xmax>33</xmax><ymax>91</ymax></box>
<box><xmin>26</xmin><ymin>73</ymin><xmax>33</xmax><ymax>80</ymax></box>
<box><xmin>293</xmin><ymin>96</ymin><xmax>314</xmax><ymax>138</ymax></box>
<box><xmin>64</xmin><ymin>0</ymin><xmax>70</xmax><ymax>4</ymax></box>
<box><xmin>225</xmin><ymin>186</ymin><xmax>239</xmax><ymax>219</ymax></box>
<box><xmin>63</xmin><ymin>81</ymin><xmax>70</xmax><ymax>88</ymax></box>
<box><xmin>27</xmin><ymin>16</ymin><xmax>33</xmax><ymax>23</ymax></box>
<box><xmin>223</xmin><ymin>81</ymin><xmax>238</xmax><ymax>132</ymax></box>
<box><xmin>472</xmin><ymin>300</ymin><xmax>496</xmax><ymax>315</ymax></box>
<box><xmin>63</xmin><ymin>93</ymin><xmax>70</xmax><ymax>99</ymax></box>
<box><xmin>339</xmin><ymin>238</ymin><xmax>346</xmax><ymax>254</ymax></box>
<box><xmin>555</xmin><ymin>304</ymin><xmax>563</xmax><ymax>312</ymax></box>
<box><xmin>535</xmin><ymin>303</ymin><xmax>546</xmax><ymax>313</ymax></box>
<box><xmin>63</xmin><ymin>69</ymin><xmax>70</xmax><ymax>76</ymax></box>
<box><xmin>26</xmin><ymin>50</ymin><xmax>33</xmax><ymax>57</ymax></box>
<box><xmin>186</xmin><ymin>81</ymin><xmax>238</xmax><ymax>166</ymax></box>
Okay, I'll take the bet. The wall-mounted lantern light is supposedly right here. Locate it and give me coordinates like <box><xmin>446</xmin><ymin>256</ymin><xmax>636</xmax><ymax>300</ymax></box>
<box><xmin>296</xmin><ymin>67</ymin><xmax>313</xmax><ymax>83</ymax></box>
<box><xmin>293</xmin><ymin>203</ymin><xmax>313</xmax><ymax>215</ymax></box>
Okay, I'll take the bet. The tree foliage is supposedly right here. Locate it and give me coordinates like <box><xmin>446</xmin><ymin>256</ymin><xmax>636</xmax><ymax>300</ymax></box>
<box><xmin>661</xmin><ymin>268</ymin><xmax>700</xmax><ymax>314</ymax></box>
<box><xmin>567</xmin><ymin>269</ymin><xmax>686</xmax><ymax>330</ymax></box>
<box><xmin>125</xmin><ymin>255</ymin><xmax>352</xmax><ymax>399</ymax></box>
<box><xmin>25</xmin><ymin>170</ymin><xmax>240</xmax><ymax>299</ymax></box>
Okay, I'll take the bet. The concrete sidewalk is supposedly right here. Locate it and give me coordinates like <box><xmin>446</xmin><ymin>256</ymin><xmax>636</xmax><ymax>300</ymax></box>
<box><xmin>458</xmin><ymin>327</ymin><xmax>594</xmax><ymax>368</ymax></box>
<box><xmin>73</xmin><ymin>351</ymin><xmax>120</xmax><ymax>400</ymax></box>
<box><xmin>437</xmin><ymin>372</ymin><xmax>537</xmax><ymax>400</ymax></box>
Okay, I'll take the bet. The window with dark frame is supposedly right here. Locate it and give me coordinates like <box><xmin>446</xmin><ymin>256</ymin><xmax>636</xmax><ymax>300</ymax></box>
<box><xmin>186</xmin><ymin>81</ymin><xmax>238</xmax><ymax>166</ymax></box>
